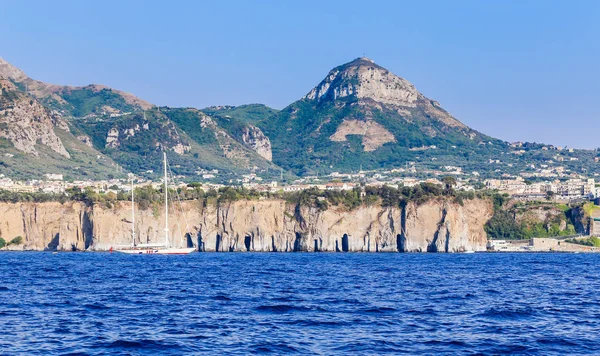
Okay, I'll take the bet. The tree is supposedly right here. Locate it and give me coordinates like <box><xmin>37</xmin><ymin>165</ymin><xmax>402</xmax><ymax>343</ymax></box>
<box><xmin>442</xmin><ymin>176</ymin><xmax>457</xmax><ymax>195</ymax></box>
<box><xmin>485</xmin><ymin>211</ymin><xmax>524</xmax><ymax>240</ymax></box>
<box><xmin>545</xmin><ymin>190</ymin><xmax>555</xmax><ymax>201</ymax></box>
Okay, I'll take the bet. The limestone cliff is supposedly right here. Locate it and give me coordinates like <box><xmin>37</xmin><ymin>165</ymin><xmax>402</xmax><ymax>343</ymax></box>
<box><xmin>0</xmin><ymin>198</ymin><xmax>492</xmax><ymax>252</ymax></box>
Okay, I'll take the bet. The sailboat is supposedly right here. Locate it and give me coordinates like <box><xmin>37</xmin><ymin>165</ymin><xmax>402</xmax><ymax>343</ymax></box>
<box><xmin>114</xmin><ymin>152</ymin><xmax>196</xmax><ymax>255</ymax></box>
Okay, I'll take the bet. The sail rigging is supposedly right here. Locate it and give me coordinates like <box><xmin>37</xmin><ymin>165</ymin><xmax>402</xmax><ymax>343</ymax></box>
<box><xmin>113</xmin><ymin>150</ymin><xmax>195</xmax><ymax>255</ymax></box>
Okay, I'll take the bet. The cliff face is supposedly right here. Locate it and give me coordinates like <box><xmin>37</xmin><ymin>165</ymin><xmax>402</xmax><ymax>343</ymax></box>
<box><xmin>0</xmin><ymin>198</ymin><xmax>493</xmax><ymax>252</ymax></box>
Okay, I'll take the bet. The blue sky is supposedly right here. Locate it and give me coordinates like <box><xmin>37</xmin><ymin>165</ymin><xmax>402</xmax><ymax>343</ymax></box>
<box><xmin>1</xmin><ymin>0</ymin><xmax>598</xmax><ymax>148</ymax></box>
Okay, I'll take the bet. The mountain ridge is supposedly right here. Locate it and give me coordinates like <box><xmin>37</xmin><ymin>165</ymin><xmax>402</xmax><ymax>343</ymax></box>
<box><xmin>0</xmin><ymin>56</ymin><xmax>153</xmax><ymax>117</ymax></box>
<box><xmin>1</xmin><ymin>55</ymin><xmax>599</xmax><ymax>180</ymax></box>
<box><xmin>0</xmin><ymin>56</ymin><xmax>279</xmax><ymax>180</ymax></box>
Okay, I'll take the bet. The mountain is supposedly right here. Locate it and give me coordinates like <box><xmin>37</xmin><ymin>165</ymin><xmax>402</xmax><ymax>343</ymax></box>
<box><xmin>1</xmin><ymin>55</ymin><xmax>599</xmax><ymax>181</ymax></box>
<box><xmin>0</xmin><ymin>78</ymin><xmax>122</xmax><ymax>180</ymax></box>
<box><xmin>0</xmin><ymin>57</ymin><xmax>278</xmax><ymax>180</ymax></box>
<box><xmin>201</xmin><ymin>104</ymin><xmax>279</xmax><ymax>161</ymax></box>
<box><xmin>259</xmin><ymin>57</ymin><xmax>510</xmax><ymax>175</ymax></box>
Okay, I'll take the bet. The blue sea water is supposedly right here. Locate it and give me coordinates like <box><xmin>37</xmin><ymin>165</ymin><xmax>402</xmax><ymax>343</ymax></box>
<box><xmin>0</xmin><ymin>252</ymin><xmax>599</xmax><ymax>355</ymax></box>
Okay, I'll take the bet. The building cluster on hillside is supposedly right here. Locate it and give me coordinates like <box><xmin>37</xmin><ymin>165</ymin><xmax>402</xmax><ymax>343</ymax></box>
<box><xmin>484</xmin><ymin>177</ymin><xmax>596</xmax><ymax>200</ymax></box>
<box><xmin>1</xmin><ymin>154</ymin><xmax>599</xmax><ymax>205</ymax></box>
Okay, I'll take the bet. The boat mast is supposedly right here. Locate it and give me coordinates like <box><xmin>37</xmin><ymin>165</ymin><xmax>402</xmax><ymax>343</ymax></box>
<box><xmin>164</xmin><ymin>152</ymin><xmax>169</xmax><ymax>247</ymax></box>
<box><xmin>131</xmin><ymin>177</ymin><xmax>135</xmax><ymax>247</ymax></box>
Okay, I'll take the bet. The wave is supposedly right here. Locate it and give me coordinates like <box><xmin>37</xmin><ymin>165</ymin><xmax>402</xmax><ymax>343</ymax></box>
<box><xmin>478</xmin><ymin>306</ymin><xmax>538</xmax><ymax>320</ymax></box>
<box><xmin>98</xmin><ymin>339</ymin><xmax>180</xmax><ymax>351</ymax></box>
<box><xmin>213</xmin><ymin>295</ymin><xmax>232</xmax><ymax>301</ymax></box>
<box><xmin>255</xmin><ymin>304</ymin><xmax>317</xmax><ymax>313</ymax></box>
<box><xmin>83</xmin><ymin>303</ymin><xmax>109</xmax><ymax>310</ymax></box>
<box><xmin>360</xmin><ymin>306</ymin><xmax>398</xmax><ymax>314</ymax></box>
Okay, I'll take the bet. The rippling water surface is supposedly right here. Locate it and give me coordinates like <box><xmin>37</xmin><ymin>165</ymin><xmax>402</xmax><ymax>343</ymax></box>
<box><xmin>1</xmin><ymin>252</ymin><xmax>599</xmax><ymax>355</ymax></box>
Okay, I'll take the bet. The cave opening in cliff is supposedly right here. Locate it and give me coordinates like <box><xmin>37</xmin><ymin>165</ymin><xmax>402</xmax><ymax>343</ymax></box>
<box><xmin>342</xmin><ymin>234</ymin><xmax>349</xmax><ymax>252</ymax></box>
<box><xmin>82</xmin><ymin>212</ymin><xmax>93</xmax><ymax>250</ymax></box>
<box><xmin>244</xmin><ymin>235</ymin><xmax>252</xmax><ymax>252</ymax></box>
<box><xmin>313</xmin><ymin>239</ymin><xmax>319</xmax><ymax>252</ymax></box>
<box><xmin>396</xmin><ymin>234</ymin><xmax>406</xmax><ymax>252</ymax></box>
<box><xmin>271</xmin><ymin>236</ymin><xmax>277</xmax><ymax>252</ymax></box>
<box><xmin>293</xmin><ymin>232</ymin><xmax>302</xmax><ymax>252</ymax></box>
<box><xmin>185</xmin><ymin>233</ymin><xmax>194</xmax><ymax>248</ymax></box>
<box><xmin>47</xmin><ymin>233</ymin><xmax>60</xmax><ymax>251</ymax></box>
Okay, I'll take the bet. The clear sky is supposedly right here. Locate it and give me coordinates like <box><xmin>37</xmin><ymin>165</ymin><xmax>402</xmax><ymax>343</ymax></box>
<box><xmin>1</xmin><ymin>0</ymin><xmax>598</xmax><ymax>148</ymax></box>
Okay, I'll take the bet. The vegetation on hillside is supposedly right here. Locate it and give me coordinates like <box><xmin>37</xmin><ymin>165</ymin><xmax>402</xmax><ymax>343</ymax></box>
<box><xmin>58</xmin><ymin>87</ymin><xmax>134</xmax><ymax>117</ymax></box>
<box><xmin>258</xmin><ymin>95</ymin><xmax>509</xmax><ymax>176</ymax></box>
<box><xmin>0</xmin><ymin>177</ymin><xmax>481</xmax><ymax>211</ymax></box>
<box><xmin>485</xmin><ymin>198</ymin><xmax>578</xmax><ymax>240</ymax></box>
<box><xmin>566</xmin><ymin>236</ymin><xmax>600</xmax><ymax>247</ymax></box>
<box><xmin>202</xmin><ymin>104</ymin><xmax>278</xmax><ymax>125</ymax></box>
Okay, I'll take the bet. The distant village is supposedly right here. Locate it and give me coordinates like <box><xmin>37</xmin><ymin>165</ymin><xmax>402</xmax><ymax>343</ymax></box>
<box><xmin>1</xmin><ymin>142</ymin><xmax>599</xmax><ymax>203</ymax></box>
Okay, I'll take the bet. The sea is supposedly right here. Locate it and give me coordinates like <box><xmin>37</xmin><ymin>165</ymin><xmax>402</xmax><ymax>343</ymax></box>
<box><xmin>0</xmin><ymin>252</ymin><xmax>599</xmax><ymax>355</ymax></box>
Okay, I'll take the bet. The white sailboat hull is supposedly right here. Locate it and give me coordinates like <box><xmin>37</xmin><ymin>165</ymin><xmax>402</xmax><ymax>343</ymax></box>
<box><xmin>114</xmin><ymin>247</ymin><xmax>196</xmax><ymax>255</ymax></box>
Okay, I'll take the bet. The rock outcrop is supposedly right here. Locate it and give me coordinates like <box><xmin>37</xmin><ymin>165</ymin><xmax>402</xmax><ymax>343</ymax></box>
<box><xmin>241</xmin><ymin>125</ymin><xmax>272</xmax><ymax>161</ymax></box>
<box><xmin>0</xmin><ymin>198</ymin><xmax>492</xmax><ymax>252</ymax></box>
<box><xmin>304</xmin><ymin>57</ymin><xmax>419</xmax><ymax>108</ymax></box>
<box><xmin>302</xmin><ymin>57</ymin><xmax>467</xmax><ymax>129</ymax></box>
<box><xmin>0</xmin><ymin>79</ymin><xmax>70</xmax><ymax>158</ymax></box>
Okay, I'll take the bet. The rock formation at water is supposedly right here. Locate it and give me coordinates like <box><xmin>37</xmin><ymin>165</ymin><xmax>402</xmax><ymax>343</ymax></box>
<box><xmin>0</xmin><ymin>198</ymin><xmax>492</xmax><ymax>252</ymax></box>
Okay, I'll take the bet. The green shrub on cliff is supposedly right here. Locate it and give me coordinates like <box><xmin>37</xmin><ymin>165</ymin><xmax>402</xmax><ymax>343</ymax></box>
<box><xmin>0</xmin><ymin>189</ymin><xmax>66</xmax><ymax>203</ymax></box>
<box><xmin>0</xmin><ymin>237</ymin><xmax>6</xmax><ymax>248</ymax></box>
<box><xmin>9</xmin><ymin>236</ymin><xmax>23</xmax><ymax>245</ymax></box>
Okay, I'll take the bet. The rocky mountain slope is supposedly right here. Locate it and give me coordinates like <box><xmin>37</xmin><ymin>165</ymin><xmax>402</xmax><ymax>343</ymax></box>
<box><xmin>0</xmin><ymin>197</ymin><xmax>492</xmax><ymax>252</ymax></box>
<box><xmin>0</xmin><ymin>78</ymin><xmax>121</xmax><ymax>179</ymax></box>
<box><xmin>0</xmin><ymin>79</ymin><xmax>69</xmax><ymax>157</ymax></box>
<box><xmin>202</xmin><ymin>104</ymin><xmax>279</xmax><ymax>125</ymax></box>
<box><xmin>71</xmin><ymin>106</ymin><xmax>278</xmax><ymax>177</ymax></box>
<box><xmin>0</xmin><ymin>57</ymin><xmax>278</xmax><ymax>179</ymax></box>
